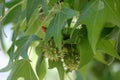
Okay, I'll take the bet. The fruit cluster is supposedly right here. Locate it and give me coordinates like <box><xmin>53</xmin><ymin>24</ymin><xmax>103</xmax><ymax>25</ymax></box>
<box><xmin>40</xmin><ymin>39</ymin><xmax>80</xmax><ymax>71</ymax></box>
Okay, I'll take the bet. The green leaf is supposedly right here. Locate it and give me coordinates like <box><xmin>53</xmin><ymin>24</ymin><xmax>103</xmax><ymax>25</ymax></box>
<box><xmin>0</xmin><ymin>0</ymin><xmax>5</xmax><ymax>50</ymax></box>
<box><xmin>64</xmin><ymin>29</ymin><xmax>81</xmax><ymax>44</ymax></box>
<box><xmin>78</xmin><ymin>64</ymin><xmax>89</xmax><ymax>80</ymax></box>
<box><xmin>7</xmin><ymin>44</ymin><xmax>15</xmax><ymax>62</ymax></box>
<box><xmin>78</xmin><ymin>38</ymin><xmax>94</xmax><ymax>68</ymax></box>
<box><xmin>73</xmin><ymin>0</ymin><xmax>88</xmax><ymax>11</ymax></box>
<box><xmin>75</xmin><ymin>0</ymin><xmax>108</xmax><ymax>52</ymax></box>
<box><xmin>46</xmin><ymin>7</ymin><xmax>77</xmax><ymax>48</ymax></box>
<box><xmin>0</xmin><ymin>0</ymin><xmax>4</xmax><ymax>3</ymax></box>
<box><xmin>100</xmin><ymin>27</ymin><xmax>114</xmax><ymax>38</ymax></box>
<box><xmin>49</xmin><ymin>0</ymin><xmax>58</xmax><ymax>3</ymax></box>
<box><xmin>94</xmin><ymin>52</ymin><xmax>107</xmax><ymax>64</ymax></box>
<box><xmin>14</xmin><ymin>35</ymin><xmax>40</xmax><ymax>59</ymax></box>
<box><xmin>2</xmin><ymin>2</ymin><xmax>22</xmax><ymax>25</ymax></box>
<box><xmin>5</xmin><ymin>0</ymin><xmax>21</xmax><ymax>8</ymax></box>
<box><xmin>75</xmin><ymin>71</ymin><xmax>83</xmax><ymax>80</ymax></box>
<box><xmin>35</xmin><ymin>44</ymin><xmax>46</xmax><ymax>80</ymax></box>
<box><xmin>26</xmin><ymin>9</ymin><xmax>40</xmax><ymax>35</ymax></box>
<box><xmin>26</xmin><ymin>0</ymin><xmax>41</xmax><ymax>23</ymax></box>
<box><xmin>79</xmin><ymin>0</ymin><xmax>89</xmax><ymax>10</ymax></box>
<box><xmin>0</xmin><ymin>0</ymin><xmax>5</xmax><ymax>16</ymax></box>
<box><xmin>7</xmin><ymin>59</ymin><xmax>38</xmax><ymax>80</ymax></box>
<box><xmin>48</xmin><ymin>0</ymin><xmax>58</xmax><ymax>7</ymax></box>
<box><xmin>41</xmin><ymin>0</ymin><xmax>48</xmax><ymax>14</ymax></box>
<box><xmin>36</xmin><ymin>55</ymin><xmax>46</xmax><ymax>80</ymax></box>
<box><xmin>73</xmin><ymin>0</ymin><xmax>81</xmax><ymax>11</ymax></box>
<box><xmin>49</xmin><ymin>60</ymin><xmax>65</xmax><ymax>80</ymax></box>
<box><xmin>117</xmin><ymin>31</ymin><xmax>120</xmax><ymax>54</ymax></box>
<box><xmin>105</xmin><ymin>27</ymin><xmax>120</xmax><ymax>39</ymax></box>
<box><xmin>103</xmin><ymin>0</ymin><xmax>120</xmax><ymax>27</ymax></box>
<box><xmin>97</xmin><ymin>39</ymin><xmax>120</xmax><ymax>60</ymax></box>
<box><xmin>64</xmin><ymin>0</ymin><xmax>74</xmax><ymax>7</ymax></box>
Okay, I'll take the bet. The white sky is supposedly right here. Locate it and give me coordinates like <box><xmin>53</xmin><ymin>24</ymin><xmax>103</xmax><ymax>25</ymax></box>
<box><xmin>0</xmin><ymin>23</ymin><xmax>12</xmax><ymax>80</ymax></box>
<box><xmin>0</xmin><ymin>51</ymin><xmax>9</xmax><ymax>80</ymax></box>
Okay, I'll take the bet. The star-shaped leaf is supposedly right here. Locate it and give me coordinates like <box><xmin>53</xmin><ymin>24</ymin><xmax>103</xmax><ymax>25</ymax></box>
<box><xmin>75</xmin><ymin>0</ymin><xmax>108</xmax><ymax>52</ymax></box>
<box><xmin>7</xmin><ymin>59</ymin><xmax>38</xmax><ymax>80</ymax></box>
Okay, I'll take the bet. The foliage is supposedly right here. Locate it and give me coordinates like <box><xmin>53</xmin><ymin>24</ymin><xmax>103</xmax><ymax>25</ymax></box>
<box><xmin>0</xmin><ymin>0</ymin><xmax>120</xmax><ymax>80</ymax></box>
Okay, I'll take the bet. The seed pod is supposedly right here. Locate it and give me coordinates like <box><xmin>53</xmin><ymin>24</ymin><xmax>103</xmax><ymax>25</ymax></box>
<box><xmin>40</xmin><ymin>39</ymin><xmax>61</xmax><ymax>61</ymax></box>
<box><xmin>63</xmin><ymin>44</ymin><xmax>80</xmax><ymax>71</ymax></box>
<box><xmin>64</xmin><ymin>52</ymin><xmax>80</xmax><ymax>71</ymax></box>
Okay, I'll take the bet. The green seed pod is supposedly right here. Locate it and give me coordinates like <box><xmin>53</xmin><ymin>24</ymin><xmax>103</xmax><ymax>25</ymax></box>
<box><xmin>63</xmin><ymin>44</ymin><xmax>80</xmax><ymax>71</ymax></box>
<box><xmin>64</xmin><ymin>52</ymin><xmax>80</xmax><ymax>71</ymax></box>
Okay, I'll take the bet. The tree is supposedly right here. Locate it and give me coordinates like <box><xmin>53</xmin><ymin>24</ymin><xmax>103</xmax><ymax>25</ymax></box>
<box><xmin>0</xmin><ymin>0</ymin><xmax>120</xmax><ymax>80</ymax></box>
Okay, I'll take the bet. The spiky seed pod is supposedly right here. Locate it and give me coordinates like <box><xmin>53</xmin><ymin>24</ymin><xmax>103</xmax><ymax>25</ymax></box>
<box><xmin>64</xmin><ymin>52</ymin><xmax>80</xmax><ymax>71</ymax></box>
<box><xmin>63</xmin><ymin>44</ymin><xmax>80</xmax><ymax>71</ymax></box>
<box><xmin>40</xmin><ymin>38</ymin><xmax>80</xmax><ymax>71</ymax></box>
<box><xmin>40</xmin><ymin>40</ymin><xmax>62</xmax><ymax>61</ymax></box>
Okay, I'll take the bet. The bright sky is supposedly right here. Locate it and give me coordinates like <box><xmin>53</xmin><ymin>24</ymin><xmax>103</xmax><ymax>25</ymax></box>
<box><xmin>0</xmin><ymin>23</ymin><xmax>12</xmax><ymax>79</ymax></box>
<box><xmin>0</xmin><ymin>51</ymin><xmax>9</xmax><ymax>80</ymax></box>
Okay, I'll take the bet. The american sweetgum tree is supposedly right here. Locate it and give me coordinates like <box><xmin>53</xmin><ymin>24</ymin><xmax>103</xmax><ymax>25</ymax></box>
<box><xmin>0</xmin><ymin>0</ymin><xmax>120</xmax><ymax>80</ymax></box>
